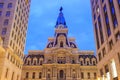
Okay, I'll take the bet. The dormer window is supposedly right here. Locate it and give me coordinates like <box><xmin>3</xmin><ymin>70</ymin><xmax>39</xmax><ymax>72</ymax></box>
<box><xmin>60</xmin><ymin>41</ymin><xmax>63</xmax><ymax>47</ymax></box>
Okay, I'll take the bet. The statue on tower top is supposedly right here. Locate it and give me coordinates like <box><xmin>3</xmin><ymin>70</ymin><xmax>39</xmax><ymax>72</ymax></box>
<box><xmin>60</xmin><ymin>7</ymin><xmax>63</xmax><ymax>12</ymax></box>
<box><xmin>55</xmin><ymin>7</ymin><xmax>67</xmax><ymax>28</ymax></box>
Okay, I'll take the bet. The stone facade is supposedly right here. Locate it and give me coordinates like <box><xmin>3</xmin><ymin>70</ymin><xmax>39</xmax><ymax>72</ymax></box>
<box><xmin>22</xmin><ymin>7</ymin><xmax>98</xmax><ymax>80</ymax></box>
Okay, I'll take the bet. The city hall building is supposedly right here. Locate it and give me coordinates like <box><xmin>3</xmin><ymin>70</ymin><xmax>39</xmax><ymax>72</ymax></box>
<box><xmin>21</xmin><ymin>8</ymin><xmax>97</xmax><ymax>80</ymax></box>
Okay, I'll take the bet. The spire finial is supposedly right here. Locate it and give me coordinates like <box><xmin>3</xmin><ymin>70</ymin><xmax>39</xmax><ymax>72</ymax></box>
<box><xmin>59</xmin><ymin>7</ymin><xmax>63</xmax><ymax>12</ymax></box>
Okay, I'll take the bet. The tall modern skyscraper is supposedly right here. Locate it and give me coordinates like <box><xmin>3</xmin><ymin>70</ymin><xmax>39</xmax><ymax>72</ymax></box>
<box><xmin>0</xmin><ymin>0</ymin><xmax>31</xmax><ymax>80</ymax></box>
<box><xmin>90</xmin><ymin>0</ymin><xmax>120</xmax><ymax>80</ymax></box>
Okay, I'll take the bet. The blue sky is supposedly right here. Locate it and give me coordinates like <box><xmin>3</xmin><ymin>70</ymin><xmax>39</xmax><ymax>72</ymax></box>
<box><xmin>24</xmin><ymin>0</ymin><xmax>96</xmax><ymax>54</ymax></box>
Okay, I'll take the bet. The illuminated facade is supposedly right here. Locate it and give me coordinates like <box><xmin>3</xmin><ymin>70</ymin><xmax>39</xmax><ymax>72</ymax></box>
<box><xmin>0</xmin><ymin>0</ymin><xmax>31</xmax><ymax>80</ymax></box>
<box><xmin>22</xmin><ymin>7</ymin><xmax>97</xmax><ymax>80</ymax></box>
<box><xmin>90</xmin><ymin>0</ymin><xmax>120</xmax><ymax>80</ymax></box>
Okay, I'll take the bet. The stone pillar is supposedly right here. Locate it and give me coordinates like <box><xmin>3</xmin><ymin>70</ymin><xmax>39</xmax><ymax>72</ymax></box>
<box><xmin>42</xmin><ymin>67</ymin><xmax>46</xmax><ymax>80</ymax></box>
<box><xmin>52</xmin><ymin>67</ymin><xmax>57</xmax><ymax>80</ymax></box>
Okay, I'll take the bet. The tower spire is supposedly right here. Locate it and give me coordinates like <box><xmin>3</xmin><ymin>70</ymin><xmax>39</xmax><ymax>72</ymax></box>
<box><xmin>56</xmin><ymin>7</ymin><xmax>67</xmax><ymax>28</ymax></box>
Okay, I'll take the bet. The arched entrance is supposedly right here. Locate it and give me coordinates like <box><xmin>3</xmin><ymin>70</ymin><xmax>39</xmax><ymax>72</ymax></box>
<box><xmin>58</xmin><ymin>70</ymin><xmax>66</xmax><ymax>80</ymax></box>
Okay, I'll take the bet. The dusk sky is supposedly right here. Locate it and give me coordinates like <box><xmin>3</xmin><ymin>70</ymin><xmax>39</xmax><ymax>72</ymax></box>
<box><xmin>24</xmin><ymin>0</ymin><xmax>96</xmax><ymax>54</ymax></box>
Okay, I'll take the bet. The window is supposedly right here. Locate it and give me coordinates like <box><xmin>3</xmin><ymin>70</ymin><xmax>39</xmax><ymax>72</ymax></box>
<box><xmin>0</xmin><ymin>11</ymin><xmax>2</xmax><ymax>16</ymax></box>
<box><xmin>5</xmin><ymin>68</ymin><xmax>8</xmax><ymax>78</ymax></box>
<box><xmin>81</xmin><ymin>72</ymin><xmax>84</xmax><ymax>79</ymax></box>
<box><xmin>11</xmin><ymin>72</ymin><xmax>14</xmax><ymax>80</ymax></box>
<box><xmin>4</xmin><ymin>19</ymin><xmax>9</xmax><ymax>25</ymax></box>
<box><xmin>109</xmin><ymin>40</ymin><xmax>113</xmax><ymax>50</ymax></box>
<box><xmin>103</xmin><ymin>5</ymin><xmax>107</xmax><ymax>13</ymax></box>
<box><xmin>39</xmin><ymin>72</ymin><xmax>42</xmax><ymax>79</ymax></box>
<box><xmin>94</xmin><ymin>73</ymin><xmax>97</xmax><ymax>79</ymax></box>
<box><xmin>6</xmin><ymin>11</ymin><xmax>10</xmax><ymax>17</ymax></box>
<box><xmin>118</xmin><ymin>53</ymin><xmax>120</xmax><ymax>63</ymax></box>
<box><xmin>93</xmin><ymin>61</ymin><xmax>96</xmax><ymax>65</ymax></box>
<box><xmin>2</xmin><ymin>28</ymin><xmax>7</xmax><ymax>35</ymax></box>
<box><xmin>102</xmin><ymin>48</ymin><xmax>106</xmax><ymax>57</ymax></box>
<box><xmin>118</xmin><ymin>0</ymin><xmax>120</xmax><ymax>6</ymax></box>
<box><xmin>100</xmin><ymin>69</ymin><xmax>103</xmax><ymax>76</ymax></box>
<box><xmin>26</xmin><ymin>72</ymin><xmax>29</xmax><ymax>78</ymax></box>
<box><xmin>98</xmin><ymin>16</ymin><xmax>104</xmax><ymax>44</ymax></box>
<box><xmin>105</xmin><ymin>64</ymin><xmax>109</xmax><ymax>73</ymax></box>
<box><xmin>116</xmin><ymin>32</ymin><xmax>120</xmax><ymax>41</ymax></box>
<box><xmin>88</xmin><ymin>73</ymin><xmax>90</xmax><ymax>79</ymax></box>
<box><xmin>109</xmin><ymin>0</ymin><xmax>118</xmax><ymax>28</ymax></box>
<box><xmin>32</xmin><ymin>72</ymin><xmax>35</xmax><ymax>79</ymax></box>
<box><xmin>95</xmin><ymin>23</ymin><xmax>100</xmax><ymax>49</ymax></box>
<box><xmin>8</xmin><ymin>3</ymin><xmax>12</xmax><ymax>8</ymax></box>
<box><xmin>0</xmin><ymin>3</ymin><xmax>4</xmax><ymax>8</ymax></box>
<box><xmin>94</xmin><ymin>14</ymin><xmax>96</xmax><ymax>20</ymax></box>
<box><xmin>60</xmin><ymin>70</ymin><xmax>64</xmax><ymax>78</ymax></box>
<box><xmin>60</xmin><ymin>41</ymin><xmax>63</xmax><ymax>47</ymax></box>
<box><xmin>98</xmin><ymin>53</ymin><xmax>102</xmax><ymax>61</ymax></box>
<box><xmin>102</xmin><ymin>0</ymin><xmax>104</xmax><ymax>3</ymax></box>
<box><xmin>47</xmin><ymin>74</ymin><xmax>50</xmax><ymax>79</ymax></box>
<box><xmin>113</xmin><ymin>18</ymin><xmax>118</xmax><ymax>27</ymax></box>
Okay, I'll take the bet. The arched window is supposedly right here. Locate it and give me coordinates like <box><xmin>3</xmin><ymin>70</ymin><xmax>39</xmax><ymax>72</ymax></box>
<box><xmin>87</xmin><ymin>61</ymin><xmax>89</xmax><ymax>65</ymax></box>
<box><xmin>40</xmin><ymin>60</ymin><xmax>42</xmax><ymax>65</ymax></box>
<box><xmin>60</xmin><ymin>70</ymin><xmax>64</xmax><ymax>78</ymax></box>
<box><xmin>28</xmin><ymin>60</ymin><xmax>30</xmax><ymax>65</ymax></box>
<box><xmin>34</xmin><ymin>60</ymin><xmax>36</xmax><ymax>65</ymax></box>
<box><xmin>93</xmin><ymin>61</ymin><xmax>96</xmax><ymax>65</ymax></box>
<box><xmin>60</xmin><ymin>41</ymin><xmax>63</xmax><ymax>47</ymax></box>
